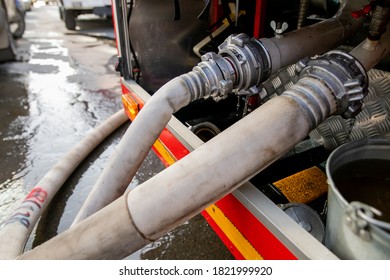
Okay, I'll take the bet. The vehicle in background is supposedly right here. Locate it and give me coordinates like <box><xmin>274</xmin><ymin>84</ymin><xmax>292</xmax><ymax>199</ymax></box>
<box><xmin>57</xmin><ymin>0</ymin><xmax>112</xmax><ymax>30</ymax></box>
<box><xmin>0</xmin><ymin>0</ymin><xmax>16</xmax><ymax>62</ymax></box>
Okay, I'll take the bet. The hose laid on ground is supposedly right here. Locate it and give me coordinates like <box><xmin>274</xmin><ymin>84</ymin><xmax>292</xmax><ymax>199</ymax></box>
<box><xmin>0</xmin><ymin>109</ymin><xmax>129</xmax><ymax>259</ymax></box>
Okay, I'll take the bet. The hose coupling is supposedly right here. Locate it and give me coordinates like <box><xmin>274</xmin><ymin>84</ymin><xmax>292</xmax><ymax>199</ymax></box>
<box><xmin>188</xmin><ymin>33</ymin><xmax>272</xmax><ymax>102</ymax></box>
<box><xmin>295</xmin><ymin>50</ymin><xmax>368</xmax><ymax>118</ymax></box>
<box><xmin>192</xmin><ymin>52</ymin><xmax>236</xmax><ymax>101</ymax></box>
<box><xmin>218</xmin><ymin>33</ymin><xmax>272</xmax><ymax>96</ymax></box>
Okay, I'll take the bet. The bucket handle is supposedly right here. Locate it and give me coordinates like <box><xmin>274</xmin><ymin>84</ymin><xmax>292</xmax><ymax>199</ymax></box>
<box><xmin>345</xmin><ymin>201</ymin><xmax>390</xmax><ymax>241</ymax></box>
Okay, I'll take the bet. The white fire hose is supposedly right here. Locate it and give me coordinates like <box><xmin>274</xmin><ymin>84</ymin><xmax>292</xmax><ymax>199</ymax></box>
<box><xmin>1</xmin><ymin>0</ymin><xmax>387</xmax><ymax>260</ymax></box>
<box><xmin>18</xmin><ymin>47</ymin><xmax>375</xmax><ymax>259</ymax></box>
<box><xmin>73</xmin><ymin>0</ymin><xmax>366</xmax><ymax>224</ymax></box>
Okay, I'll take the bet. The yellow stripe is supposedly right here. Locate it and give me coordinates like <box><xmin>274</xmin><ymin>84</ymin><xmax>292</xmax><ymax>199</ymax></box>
<box><xmin>153</xmin><ymin>139</ymin><xmax>177</xmax><ymax>166</ymax></box>
<box><xmin>205</xmin><ymin>204</ymin><xmax>263</xmax><ymax>260</ymax></box>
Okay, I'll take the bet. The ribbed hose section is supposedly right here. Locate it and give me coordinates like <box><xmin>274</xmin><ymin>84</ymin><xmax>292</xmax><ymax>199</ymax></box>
<box><xmin>282</xmin><ymin>76</ymin><xmax>337</xmax><ymax>129</ymax></box>
<box><xmin>309</xmin><ymin>69</ymin><xmax>390</xmax><ymax>150</ymax></box>
<box><xmin>180</xmin><ymin>71</ymin><xmax>207</xmax><ymax>101</ymax></box>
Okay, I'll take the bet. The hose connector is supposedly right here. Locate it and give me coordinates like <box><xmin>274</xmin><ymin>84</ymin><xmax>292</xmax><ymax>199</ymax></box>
<box><xmin>295</xmin><ymin>50</ymin><xmax>368</xmax><ymax>118</ymax></box>
<box><xmin>192</xmin><ymin>52</ymin><xmax>236</xmax><ymax>101</ymax></box>
<box><xmin>218</xmin><ymin>33</ymin><xmax>271</xmax><ymax>95</ymax></box>
<box><xmin>182</xmin><ymin>33</ymin><xmax>272</xmax><ymax>102</ymax></box>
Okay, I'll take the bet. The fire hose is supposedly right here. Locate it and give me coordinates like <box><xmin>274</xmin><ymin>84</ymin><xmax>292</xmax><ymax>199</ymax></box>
<box><xmin>1</xmin><ymin>0</ymin><xmax>389</xmax><ymax>259</ymax></box>
<box><xmin>73</xmin><ymin>0</ymin><xmax>366</xmax><ymax>224</ymax></box>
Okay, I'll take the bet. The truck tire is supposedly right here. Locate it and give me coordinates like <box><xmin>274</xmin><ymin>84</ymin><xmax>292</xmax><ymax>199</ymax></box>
<box><xmin>64</xmin><ymin>9</ymin><xmax>76</xmax><ymax>30</ymax></box>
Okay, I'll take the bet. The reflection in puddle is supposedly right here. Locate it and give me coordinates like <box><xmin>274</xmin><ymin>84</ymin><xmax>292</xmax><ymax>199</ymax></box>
<box><xmin>0</xmin><ymin>34</ymin><xmax>122</xmax><ymax>232</ymax></box>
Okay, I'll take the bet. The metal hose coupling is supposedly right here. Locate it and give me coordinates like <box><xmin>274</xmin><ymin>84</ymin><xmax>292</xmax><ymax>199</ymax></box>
<box><xmin>181</xmin><ymin>33</ymin><xmax>271</xmax><ymax>102</ymax></box>
<box><xmin>218</xmin><ymin>33</ymin><xmax>272</xmax><ymax>96</ymax></box>
<box><xmin>294</xmin><ymin>50</ymin><xmax>369</xmax><ymax>121</ymax></box>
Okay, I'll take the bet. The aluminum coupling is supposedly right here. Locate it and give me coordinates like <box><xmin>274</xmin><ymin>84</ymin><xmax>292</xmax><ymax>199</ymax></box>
<box><xmin>192</xmin><ymin>52</ymin><xmax>236</xmax><ymax>101</ymax></box>
<box><xmin>218</xmin><ymin>33</ymin><xmax>271</xmax><ymax>96</ymax></box>
<box><xmin>295</xmin><ymin>50</ymin><xmax>369</xmax><ymax>118</ymax></box>
<box><xmin>189</xmin><ymin>33</ymin><xmax>272</xmax><ymax>102</ymax></box>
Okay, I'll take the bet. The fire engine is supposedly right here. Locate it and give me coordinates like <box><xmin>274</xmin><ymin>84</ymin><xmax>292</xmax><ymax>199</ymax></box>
<box><xmin>1</xmin><ymin>0</ymin><xmax>389</xmax><ymax>260</ymax></box>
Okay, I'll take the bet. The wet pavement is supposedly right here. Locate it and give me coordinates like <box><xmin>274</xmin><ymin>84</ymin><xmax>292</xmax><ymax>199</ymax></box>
<box><xmin>0</xmin><ymin>3</ymin><xmax>234</xmax><ymax>259</ymax></box>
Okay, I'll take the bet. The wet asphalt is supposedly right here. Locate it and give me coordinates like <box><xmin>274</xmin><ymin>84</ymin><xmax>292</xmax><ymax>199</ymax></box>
<box><xmin>0</xmin><ymin>3</ymin><xmax>234</xmax><ymax>259</ymax></box>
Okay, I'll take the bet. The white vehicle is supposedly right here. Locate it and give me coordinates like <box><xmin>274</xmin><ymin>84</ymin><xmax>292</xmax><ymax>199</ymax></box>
<box><xmin>58</xmin><ymin>0</ymin><xmax>112</xmax><ymax>30</ymax></box>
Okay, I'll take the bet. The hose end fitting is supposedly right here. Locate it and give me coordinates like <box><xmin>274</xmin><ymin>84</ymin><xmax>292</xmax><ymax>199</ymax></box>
<box><xmin>218</xmin><ymin>33</ymin><xmax>272</xmax><ymax>95</ymax></box>
<box><xmin>295</xmin><ymin>50</ymin><xmax>369</xmax><ymax>119</ymax></box>
<box><xmin>184</xmin><ymin>33</ymin><xmax>272</xmax><ymax>102</ymax></box>
<box><xmin>192</xmin><ymin>51</ymin><xmax>236</xmax><ymax>101</ymax></box>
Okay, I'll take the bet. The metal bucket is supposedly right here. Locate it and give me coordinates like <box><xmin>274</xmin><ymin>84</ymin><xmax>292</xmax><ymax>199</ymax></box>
<box><xmin>325</xmin><ymin>138</ymin><xmax>390</xmax><ymax>259</ymax></box>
